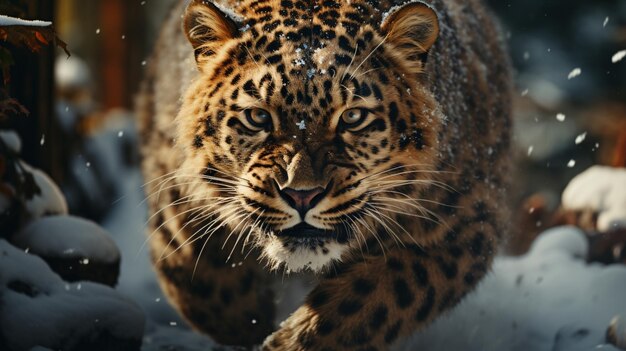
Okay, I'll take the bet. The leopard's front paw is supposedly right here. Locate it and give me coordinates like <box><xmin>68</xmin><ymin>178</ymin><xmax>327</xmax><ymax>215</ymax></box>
<box><xmin>261</xmin><ymin>306</ymin><xmax>319</xmax><ymax>351</ymax></box>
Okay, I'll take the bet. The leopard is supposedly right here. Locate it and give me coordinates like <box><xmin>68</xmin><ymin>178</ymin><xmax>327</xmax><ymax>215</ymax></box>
<box><xmin>136</xmin><ymin>0</ymin><xmax>512</xmax><ymax>349</ymax></box>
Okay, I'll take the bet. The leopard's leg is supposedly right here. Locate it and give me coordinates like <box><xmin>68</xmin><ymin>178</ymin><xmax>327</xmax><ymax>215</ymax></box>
<box><xmin>149</xmin><ymin>209</ymin><xmax>275</xmax><ymax>347</ymax></box>
<box><xmin>262</xmin><ymin>224</ymin><xmax>495</xmax><ymax>350</ymax></box>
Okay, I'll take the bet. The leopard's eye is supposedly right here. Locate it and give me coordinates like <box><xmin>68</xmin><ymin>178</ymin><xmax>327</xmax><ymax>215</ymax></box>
<box><xmin>244</xmin><ymin>108</ymin><xmax>272</xmax><ymax>130</ymax></box>
<box><xmin>340</xmin><ymin>108</ymin><xmax>369</xmax><ymax>130</ymax></box>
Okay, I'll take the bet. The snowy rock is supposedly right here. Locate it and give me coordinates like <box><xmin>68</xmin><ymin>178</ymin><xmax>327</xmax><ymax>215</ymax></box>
<box><xmin>0</xmin><ymin>130</ymin><xmax>22</xmax><ymax>153</ymax></box>
<box><xmin>528</xmin><ymin>226</ymin><xmax>588</xmax><ymax>258</ymax></box>
<box><xmin>55</xmin><ymin>56</ymin><xmax>91</xmax><ymax>91</ymax></box>
<box><xmin>0</xmin><ymin>14</ymin><xmax>51</xmax><ymax>27</ymax></box>
<box><xmin>20</xmin><ymin>162</ymin><xmax>68</xmax><ymax>219</ymax></box>
<box><xmin>0</xmin><ymin>240</ymin><xmax>144</xmax><ymax>351</ymax></box>
<box><xmin>13</xmin><ymin>215</ymin><xmax>121</xmax><ymax>286</ymax></box>
<box><xmin>562</xmin><ymin>166</ymin><xmax>626</xmax><ymax>231</ymax></box>
<box><xmin>397</xmin><ymin>227</ymin><xmax>626</xmax><ymax>351</ymax></box>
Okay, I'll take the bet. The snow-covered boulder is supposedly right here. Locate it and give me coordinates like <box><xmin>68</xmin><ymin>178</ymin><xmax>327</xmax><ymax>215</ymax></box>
<box><xmin>397</xmin><ymin>227</ymin><xmax>626</xmax><ymax>351</ymax></box>
<box><xmin>0</xmin><ymin>239</ymin><xmax>145</xmax><ymax>351</ymax></box>
<box><xmin>13</xmin><ymin>215</ymin><xmax>121</xmax><ymax>286</ymax></box>
<box><xmin>0</xmin><ymin>130</ymin><xmax>22</xmax><ymax>153</ymax></box>
<box><xmin>562</xmin><ymin>166</ymin><xmax>626</xmax><ymax>232</ymax></box>
<box><xmin>20</xmin><ymin>162</ymin><xmax>68</xmax><ymax>219</ymax></box>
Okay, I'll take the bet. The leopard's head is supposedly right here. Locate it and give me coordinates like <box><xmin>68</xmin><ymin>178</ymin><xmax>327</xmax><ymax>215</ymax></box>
<box><xmin>176</xmin><ymin>0</ymin><xmax>442</xmax><ymax>272</ymax></box>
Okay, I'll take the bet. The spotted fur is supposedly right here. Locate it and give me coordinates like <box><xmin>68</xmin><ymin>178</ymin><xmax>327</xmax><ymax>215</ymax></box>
<box><xmin>137</xmin><ymin>0</ymin><xmax>512</xmax><ymax>349</ymax></box>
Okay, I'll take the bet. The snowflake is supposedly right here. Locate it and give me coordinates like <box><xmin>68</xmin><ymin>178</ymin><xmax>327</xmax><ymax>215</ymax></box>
<box><xmin>567</xmin><ymin>68</ymin><xmax>581</xmax><ymax>80</ymax></box>
<box><xmin>612</xmin><ymin>50</ymin><xmax>626</xmax><ymax>64</ymax></box>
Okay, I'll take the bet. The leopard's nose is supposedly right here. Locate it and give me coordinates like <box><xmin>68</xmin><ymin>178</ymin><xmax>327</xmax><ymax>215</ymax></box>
<box><xmin>279</xmin><ymin>187</ymin><xmax>326</xmax><ymax>217</ymax></box>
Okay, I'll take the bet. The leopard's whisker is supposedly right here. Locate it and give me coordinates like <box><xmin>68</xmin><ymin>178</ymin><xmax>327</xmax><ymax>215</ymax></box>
<box><xmin>160</xmin><ymin>200</ymin><xmax>242</xmax><ymax>261</ymax></box>
<box><xmin>347</xmin><ymin>204</ymin><xmax>389</xmax><ymax>259</ymax></box>
<box><xmin>241</xmin><ymin>210</ymin><xmax>264</xmax><ymax>255</ymax></box>
<box><xmin>340</xmin><ymin>42</ymin><xmax>360</xmax><ymax>81</ymax></box>
<box><xmin>348</xmin><ymin>34</ymin><xmax>388</xmax><ymax>81</ymax></box>
<box><xmin>372</xmin><ymin>193</ymin><xmax>450</xmax><ymax>228</ymax></box>
<box><xmin>139</xmin><ymin>196</ymin><xmax>233</xmax><ymax>257</ymax></box>
<box><xmin>191</xmin><ymin>209</ymin><xmax>246</xmax><ymax>279</ymax></box>
<box><xmin>157</xmin><ymin>197</ymin><xmax>239</xmax><ymax>260</ymax></box>
<box><xmin>225</xmin><ymin>209</ymin><xmax>260</xmax><ymax>262</ymax></box>
<box><xmin>363</xmin><ymin>207</ymin><xmax>404</xmax><ymax>247</ymax></box>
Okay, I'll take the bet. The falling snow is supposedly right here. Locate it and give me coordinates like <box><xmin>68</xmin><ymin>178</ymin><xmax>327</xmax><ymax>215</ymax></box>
<box><xmin>556</xmin><ymin>113</ymin><xmax>566</xmax><ymax>122</ymax></box>
<box><xmin>575</xmin><ymin>132</ymin><xmax>587</xmax><ymax>145</ymax></box>
<box><xmin>612</xmin><ymin>50</ymin><xmax>626</xmax><ymax>64</ymax></box>
<box><xmin>567</xmin><ymin>159</ymin><xmax>576</xmax><ymax>168</ymax></box>
<box><xmin>567</xmin><ymin>68</ymin><xmax>581</xmax><ymax>80</ymax></box>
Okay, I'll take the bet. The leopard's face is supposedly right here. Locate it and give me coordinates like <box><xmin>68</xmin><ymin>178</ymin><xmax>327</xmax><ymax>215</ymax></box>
<box><xmin>177</xmin><ymin>0</ymin><xmax>442</xmax><ymax>272</ymax></box>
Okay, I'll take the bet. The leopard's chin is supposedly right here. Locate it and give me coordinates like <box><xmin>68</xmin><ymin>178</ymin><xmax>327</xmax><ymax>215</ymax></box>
<box><xmin>260</xmin><ymin>232</ymin><xmax>347</xmax><ymax>273</ymax></box>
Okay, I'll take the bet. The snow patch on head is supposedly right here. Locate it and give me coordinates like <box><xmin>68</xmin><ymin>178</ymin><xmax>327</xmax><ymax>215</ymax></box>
<box><xmin>381</xmin><ymin>0</ymin><xmax>439</xmax><ymax>24</ymax></box>
<box><xmin>212</xmin><ymin>2</ymin><xmax>245</xmax><ymax>24</ymax></box>
<box><xmin>262</xmin><ymin>236</ymin><xmax>345</xmax><ymax>273</ymax></box>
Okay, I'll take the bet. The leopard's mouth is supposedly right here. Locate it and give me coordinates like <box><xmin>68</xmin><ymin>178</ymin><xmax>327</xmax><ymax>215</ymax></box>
<box><xmin>275</xmin><ymin>222</ymin><xmax>333</xmax><ymax>238</ymax></box>
<box><xmin>273</xmin><ymin>222</ymin><xmax>350</xmax><ymax>244</ymax></box>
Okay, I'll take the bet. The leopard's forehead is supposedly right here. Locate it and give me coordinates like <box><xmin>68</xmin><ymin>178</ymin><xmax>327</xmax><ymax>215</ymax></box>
<box><xmin>231</xmin><ymin>0</ymin><xmax>387</xmax><ymax>72</ymax></box>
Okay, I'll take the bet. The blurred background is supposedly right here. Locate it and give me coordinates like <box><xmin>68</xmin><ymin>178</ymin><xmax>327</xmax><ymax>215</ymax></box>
<box><xmin>2</xmin><ymin>0</ymin><xmax>626</xmax><ymax>329</ymax></box>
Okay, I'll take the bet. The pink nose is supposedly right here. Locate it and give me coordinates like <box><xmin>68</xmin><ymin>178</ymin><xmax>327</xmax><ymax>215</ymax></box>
<box><xmin>280</xmin><ymin>187</ymin><xmax>326</xmax><ymax>217</ymax></box>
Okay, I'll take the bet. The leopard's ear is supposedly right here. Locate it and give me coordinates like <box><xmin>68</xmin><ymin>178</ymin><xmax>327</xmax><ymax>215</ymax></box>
<box><xmin>184</xmin><ymin>0</ymin><xmax>241</xmax><ymax>64</ymax></box>
<box><xmin>381</xmin><ymin>2</ymin><xmax>439</xmax><ymax>74</ymax></box>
